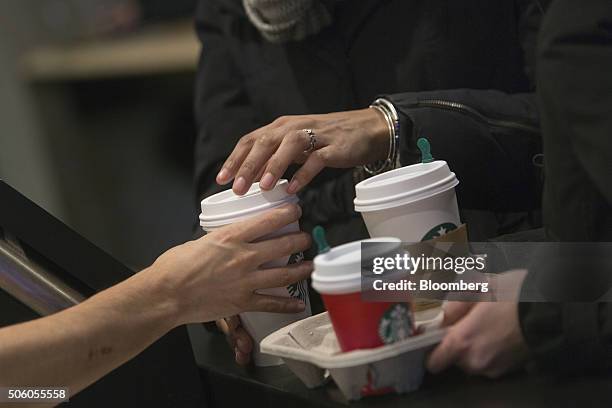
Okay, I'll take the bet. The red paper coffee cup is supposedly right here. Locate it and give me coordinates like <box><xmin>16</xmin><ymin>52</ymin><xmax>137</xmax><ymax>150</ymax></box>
<box><xmin>312</xmin><ymin>238</ymin><xmax>415</xmax><ymax>352</ymax></box>
<box><xmin>322</xmin><ymin>292</ymin><xmax>413</xmax><ymax>351</ymax></box>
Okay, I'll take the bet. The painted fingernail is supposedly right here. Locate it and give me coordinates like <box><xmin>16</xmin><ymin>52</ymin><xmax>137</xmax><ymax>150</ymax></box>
<box><xmin>288</xmin><ymin>179</ymin><xmax>300</xmax><ymax>194</ymax></box>
<box><xmin>217</xmin><ymin>168</ymin><xmax>229</xmax><ymax>182</ymax></box>
<box><xmin>234</xmin><ymin>176</ymin><xmax>247</xmax><ymax>193</ymax></box>
<box><xmin>236</xmin><ymin>338</ymin><xmax>246</xmax><ymax>351</ymax></box>
<box><xmin>260</xmin><ymin>173</ymin><xmax>275</xmax><ymax>189</ymax></box>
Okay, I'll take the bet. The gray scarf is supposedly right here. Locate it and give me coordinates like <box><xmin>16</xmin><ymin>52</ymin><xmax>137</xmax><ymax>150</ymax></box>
<box><xmin>243</xmin><ymin>0</ymin><xmax>333</xmax><ymax>43</ymax></box>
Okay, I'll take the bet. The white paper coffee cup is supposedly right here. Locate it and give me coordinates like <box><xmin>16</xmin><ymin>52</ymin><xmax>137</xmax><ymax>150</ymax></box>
<box><xmin>199</xmin><ymin>179</ymin><xmax>312</xmax><ymax>366</ymax></box>
<box><xmin>354</xmin><ymin>161</ymin><xmax>460</xmax><ymax>242</ymax></box>
<box><xmin>311</xmin><ymin>238</ymin><xmax>403</xmax><ymax>295</ymax></box>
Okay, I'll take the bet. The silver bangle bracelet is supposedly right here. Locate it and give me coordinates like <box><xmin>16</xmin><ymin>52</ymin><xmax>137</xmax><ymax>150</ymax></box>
<box><xmin>363</xmin><ymin>98</ymin><xmax>400</xmax><ymax>175</ymax></box>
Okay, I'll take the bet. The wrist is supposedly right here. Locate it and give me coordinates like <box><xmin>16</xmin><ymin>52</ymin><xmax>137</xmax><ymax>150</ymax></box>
<box><xmin>365</xmin><ymin>107</ymin><xmax>392</xmax><ymax>161</ymax></box>
<box><xmin>124</xmin><ymin>266</ymin><xmax>183</xmax><ymax>331</ymax></box>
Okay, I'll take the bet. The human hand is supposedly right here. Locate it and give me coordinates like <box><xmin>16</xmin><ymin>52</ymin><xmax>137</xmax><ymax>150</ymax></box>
<box><xmin>426</xmin><ymin>271</ymin><xmax>529</xmax><ymax>377</ymax></box>
<box><xmin>148</xmin><ymin>204</ymin><xmax>312</xmax><ymax>326</ymax></box>
<box><xmin>216</xmin><ymin>108</ymin><xmax>389</xmax><ymax>195</ymax></box>
<box><xmin>216</xmin><ymin>316</ymin><xmax>253</xmax><ymax>365</ymax></box>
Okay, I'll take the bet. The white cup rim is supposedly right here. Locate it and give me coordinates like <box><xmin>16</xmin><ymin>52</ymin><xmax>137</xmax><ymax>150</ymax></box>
<box><xmin>312</xmin><ymin>238</ymin><xmax>402</xmax><ymax>295</ymax></box>
<box><xmin>200</xmin><ymin>180</ymin><xmax>298</xmax><ymax>228</ymax></box>
<box><xmin>354</xmin><ymin>161</ymin><xmax>459</xmax><ymax>213</ymax></box>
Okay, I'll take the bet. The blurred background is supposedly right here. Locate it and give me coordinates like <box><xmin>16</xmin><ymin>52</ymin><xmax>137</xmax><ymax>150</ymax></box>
<box><xmin>0</xmin><ymin>0</ymin><xmax>200</xmax><ymax>270</ymax></box>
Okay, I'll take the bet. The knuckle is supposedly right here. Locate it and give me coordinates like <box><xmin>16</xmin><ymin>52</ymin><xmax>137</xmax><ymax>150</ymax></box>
<box><xmin>241</xmin><ymin>249</ymin><xmax>258</xmax><ymax>265</ymax></box>
<box><xmin>291</xmin><ymin>173</ymin><xmax>306</xmax><ymax>186</ymax></box>
<box><xmin>298</xmin><ymin>233</ymin><xmax>311</xmax><ymax>249</ymax></box>
<box><xmin>224</xmin><ymin>158</ymin><xmax>236</xmax><ymax>171</ymax></box>
<box><xmin>266</xmin><ymin>163</ymin><xmax>281</xmax><ymax>177</ymax></box>
<box><xmin>279</xmin><ymin>268</ymin><xmax>293</xmax><ymax>286</ymax></box>
<box><xmin>286</xmin><ymin>203</ymin><xmax>300</xmax><ymax>220</ymax></box>
<box><xmin>313</xmin><ymin>149</ymin><xmax>328</xmax><ymax>164</ymax></box>
<box><xmin>214</xmin><ymin>229</ymin><xmax>232</xmax><ymax>242</ymax></box>
<box><xmin>240</xmin><ymin>161</ymin><xmax>256</xmax><ymax>174</ymax></box>
<box><xmin>289</xmin><ymin>130</ymin><xmax>305</xmax><ymax>143</ymax></box>
<box><xmin>257</xmin><ymin>133</ymin><xmax>276</xmax><ymax>148</ymax></box>
<box><xmin>273</xmin><ymin>115</ymin><xmax>290</xmax><ymax>126</ymax></box>
<box><xmin>279</xmin><ymin>301</ymin><xmax>294</xmax><ymax>313</ymax></box>
<box><xmin>276</xmin><ymin>203</ymin><xmax>297</xmax><ymax>220</ymax></box>
<box><xmin>265</xmin><ymin>301</ymin><xmax>284</xmax><ymax>313</ymax></box>
<box><xmin>449</xmin><ymin>333</ymin><xmax>469</xmax><ymax>354</ymax></box>
<box><xmin>239</xmin><ymin>134</ymin><xmax>254</xmax><ymax>146</ymax></box>
<box><xmin>225</xmin><ymin>257</ymin><xmax>241</xmax><ymax>271</ymax></box>
<box><xmin>466</xmin><ymin>352</ymin><xmax>492</xmax><ymax>374</ymax></box>
<box><xmin>280</xmin><ymin>235</ymin><xmax>297</xmax><ymax>253</ymax></box>
<box><xmin>229</xmin><ymin>251</ymin><xmax>252</xmax><ymax>270</ymax></box>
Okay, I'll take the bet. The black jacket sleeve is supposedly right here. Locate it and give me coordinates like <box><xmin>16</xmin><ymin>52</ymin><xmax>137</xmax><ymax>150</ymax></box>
<box><xmin>384</xmin><ymin>89</ymin><xmax>541</xmax><ymax>212</ymax></box>
<box><xmin>379</xmin><ymin>0</ymin><xmax>546</xmax><ymax>213</ymax></box>
<box><xmin>517</xmin><ymin>0</ymin><xmax>612</xmax><ymax>374</ymax></box>
<box><xmin>519</xmin><ymin>302</ymin><xmax>612</xmax><ymax>374</ymax></box>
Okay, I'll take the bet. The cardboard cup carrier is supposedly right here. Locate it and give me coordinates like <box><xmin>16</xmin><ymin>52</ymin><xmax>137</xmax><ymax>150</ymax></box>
<box><xmin>261</xmin><ymin>237</ymin><xmax>444</xmax><ymax>400</ymax></box>
<box><xmin>261</xmin><ymin>309</ymin><xmax>444</xmax><ymax>401</ymax></box>
<box><xmin>199</xmin><ymin>179</ymin><xmax>311</xmax><ymax>366</ymax></box>
<box><xmin>355</xmin><ymin>159</ymin><xmax>461</xmax><ymax>311</ymax></box>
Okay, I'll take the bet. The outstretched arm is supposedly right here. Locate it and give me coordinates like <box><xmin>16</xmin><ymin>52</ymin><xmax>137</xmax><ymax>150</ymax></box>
<box><xmin>0</xmin><ymin>205</ymin><xmax>311</xmax><ymax>401</ymax></box>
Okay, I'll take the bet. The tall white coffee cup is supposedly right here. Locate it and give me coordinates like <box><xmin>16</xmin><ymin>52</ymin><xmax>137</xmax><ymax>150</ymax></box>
<box><xmin>199</xmin><ymin>179</ymin><xmax>312</xmax><ymax>366</ymax></box>
<box><xmin>354</xmin><ymin>161</ymin><xmax>460</xmax><ymax>242</ymax></box>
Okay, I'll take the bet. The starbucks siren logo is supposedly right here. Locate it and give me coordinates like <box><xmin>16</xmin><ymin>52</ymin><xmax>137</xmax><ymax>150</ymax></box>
<box><xmin>421</xmin><ymin>222</ymin><xmax>458</xmax><ymax>241</ymax></box>
<box><xmin>286</xmin><ymin>252</ymin><xmax>308</xmax><ymax>302</ymax></box>
<box><xmin>378</xmin><ymin>303</ymin><xmax>414</xmax><ymax>344</ymax></box>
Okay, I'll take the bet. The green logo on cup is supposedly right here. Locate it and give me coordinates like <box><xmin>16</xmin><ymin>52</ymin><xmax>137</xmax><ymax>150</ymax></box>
<box><xmin>421</xmin><ymin>222</ymin><xmax>458</xmax><ymax>241</ymax></box>
<box><xmin>287</xmin><ymin>252</ymin><xmax>308</xmax><ymax>302</ymax></box>
<box><xmin>378</xmin><ymin>303</ymin><xmax>414</xmax><ymax>344</ymax></box>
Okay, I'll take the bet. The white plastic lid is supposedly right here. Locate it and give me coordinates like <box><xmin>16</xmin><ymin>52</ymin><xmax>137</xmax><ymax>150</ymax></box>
<box><xmin>200</xmin><ymin>179</ymin><xmax>298</xmax><ymax>229</ymax></box>
<box><xmin>354</xmin><ymin>161</ymin><xmax>459</xmax><ymax>213</ymax></box>
<box><xmin>312</xmin><ymin>238</ymin><xmax>402</xmax><ymax>295</ymax></box>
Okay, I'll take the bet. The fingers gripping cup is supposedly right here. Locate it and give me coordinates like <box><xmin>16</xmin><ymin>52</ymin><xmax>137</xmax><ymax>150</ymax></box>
<box><xmin>199</xmin><ymin>180</ymin><xmax>312</xmax><ymax>366</ymax></box>
<box><xmin>312</xmin><ymin>238</ymin><xmax>416</xmax><ymax>352</ymax></box>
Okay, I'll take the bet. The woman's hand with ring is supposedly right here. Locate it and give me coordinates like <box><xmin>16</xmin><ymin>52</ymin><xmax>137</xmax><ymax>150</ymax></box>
<box><xmin>216</xmin><ymin>108</ymin><xmax>390</xmax><ymax>195</ymax></box>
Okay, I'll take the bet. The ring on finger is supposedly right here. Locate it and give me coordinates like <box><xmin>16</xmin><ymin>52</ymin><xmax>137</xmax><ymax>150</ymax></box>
<box><xmin>302</xmin><ymin>129</ymin><xmax>317</xmax><ymax>153</ymax></box>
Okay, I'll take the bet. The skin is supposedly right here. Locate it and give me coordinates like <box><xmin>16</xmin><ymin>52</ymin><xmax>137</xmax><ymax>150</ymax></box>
<box><xmin>216</xmin><ymin>108</ymin><xmax>390</xmax><ymax>195</ymax></box>
<box><xmin>216</xmin><ymin>315</ymin><xmax>253</xmax><ymax>365</ymax></box>
<box><xmin>427</xmin><ymin>270</ymin><xmax>529</xmax><ymax>377</ymax></box>
<box><xmin>0</xmin><ymin>204</ymin><xmax>312</xmax><ymax>404</ymax></box>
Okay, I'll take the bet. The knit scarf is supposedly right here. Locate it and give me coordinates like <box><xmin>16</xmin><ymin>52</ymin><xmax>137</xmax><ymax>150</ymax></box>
<box><xmin>243</xmin><ymin>0</ymin><xmax>333</xmax><ymax>43</ymax></box>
